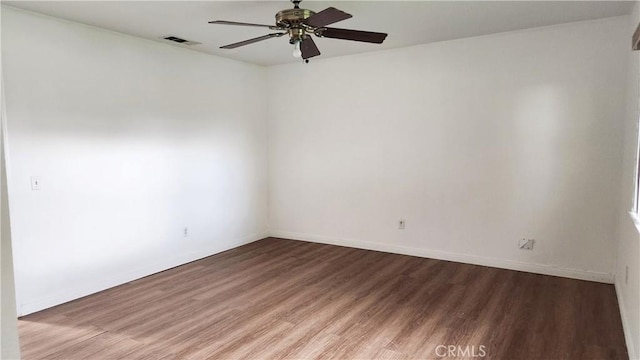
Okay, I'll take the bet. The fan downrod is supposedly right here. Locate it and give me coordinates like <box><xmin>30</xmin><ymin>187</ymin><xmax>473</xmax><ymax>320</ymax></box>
<box><xmin>291</xmin><ymin>0</ymin><xmax>302</xmax><ymax>9</ymax></box>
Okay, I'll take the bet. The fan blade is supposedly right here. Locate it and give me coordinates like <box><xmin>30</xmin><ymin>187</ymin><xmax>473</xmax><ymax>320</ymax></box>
<box><xmin>209</xmin><ymin>20</ymin><xmax>276</xmax><ymax>29</ymax></box>
<box><xmin>300</xmin><ymin>37</ymin><xmax>321</xmax><ymax>59</ymax></box>
<box><xmin>303</xmin><ymin>7</ymin><xmax>352</xmax><ymax>28</ymax></box>
<box><xmin>220</xmin><ymin>33</ymin><xmax>285</xmax><ymax>49</ymax></box>
<box><xmin>319</xmin><ymin>27</ymin><xmax>387</xmax><ymax>44</ymax></box>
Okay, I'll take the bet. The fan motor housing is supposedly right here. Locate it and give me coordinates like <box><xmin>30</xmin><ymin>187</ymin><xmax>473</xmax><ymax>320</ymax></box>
<box><xmin>275</xmin><ymin>8</ymin><xmax>315</xmax><ymax>27</ymax></box>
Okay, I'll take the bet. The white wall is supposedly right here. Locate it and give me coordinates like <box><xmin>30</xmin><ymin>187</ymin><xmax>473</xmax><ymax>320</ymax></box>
<box><xmin>2</xmin><ymin>7</ymin><xmax>268</xmax><ymax>315</ymax></box>
<box><xmin>268</xmin><ymin>17</ymin><xmax>628</xmax><ymax>283</ymax></box>
<box><xmin>1</xmin><ymin>77</ymin><xmax>21</xmax><ymax>358</ymax></box>
<box><xmin>616</xmin><ymin>3</ymin><xmax>640</xmax><ymax>359</ymax></box>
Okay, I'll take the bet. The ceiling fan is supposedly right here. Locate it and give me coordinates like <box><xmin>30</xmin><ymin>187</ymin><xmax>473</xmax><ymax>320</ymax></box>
<box><xmin>209</xmin><ymin>0</ymin><xmax>388</xmax><ymax>62</ymax></box>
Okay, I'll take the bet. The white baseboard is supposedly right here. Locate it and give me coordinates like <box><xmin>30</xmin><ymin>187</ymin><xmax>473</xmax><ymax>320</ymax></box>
<box><xmin>269</xmin><ymin>230</ymin><xmax>614</xmax><ymax>284</ymax></box>
<box><xmin>18</xmin><ymin>232</ymin><xmax>268</xmax><ymax>316</ymax></box>
<box><xmin>615</xmin><ymin>279</ymin><xmax>638</xmax><ymax>360</ymax></box>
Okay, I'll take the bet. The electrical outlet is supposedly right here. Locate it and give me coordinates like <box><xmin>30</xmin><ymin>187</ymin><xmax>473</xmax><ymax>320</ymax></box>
<box><xmin>398</xmin><ymin>219</ymin><xmax>405</xmax><ymax>230</ymax></box>
<box><xmin>519</xmin><ymin>238</ymin><xmax>534</xmax><ymax>250</ymax></box>
<box><xmin>183</xmin><ymin>228</ymin><xmax>188</xmax><ymax>237</ymax></box>
<box><xmin>626</xmin><ymin>266</ymin><xmax>629</xmax><ymax>285</ymax></box>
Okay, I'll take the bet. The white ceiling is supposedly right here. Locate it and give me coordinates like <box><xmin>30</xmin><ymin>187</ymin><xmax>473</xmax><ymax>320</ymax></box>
<box><xmin>3</xmin><ymin>1</ymin><xmax>634</xmax><ymax>66</ymax></box>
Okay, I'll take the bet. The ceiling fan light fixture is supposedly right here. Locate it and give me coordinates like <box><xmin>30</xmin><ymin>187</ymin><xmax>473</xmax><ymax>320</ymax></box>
<box><xmin>209</xmin><ymin>0</ymin><xmax>387</xmax><ymax>61</ymax></box>
<box><xmin>292</xmin><ymin>40</ymin><xmax>302</xmax><ymax>58</ymax></box>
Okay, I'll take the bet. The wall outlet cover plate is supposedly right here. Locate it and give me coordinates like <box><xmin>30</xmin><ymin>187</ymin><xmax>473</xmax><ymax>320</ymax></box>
<box><xmin>519</xmin><ymin>238</ymin><xmax>534</xmax><ymax>250</ymax></box>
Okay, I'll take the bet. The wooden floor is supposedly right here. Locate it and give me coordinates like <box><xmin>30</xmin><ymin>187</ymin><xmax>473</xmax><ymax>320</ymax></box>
<box><xmin>19</xmin><ymin>238</ymin><xmax>627</xmax><ymax>359</ymax></box>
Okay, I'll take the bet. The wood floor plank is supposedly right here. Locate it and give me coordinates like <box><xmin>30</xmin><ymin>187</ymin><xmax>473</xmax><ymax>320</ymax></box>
<box><xmin>18</xmin><ymin>238</ymin><xmax>628</xmax><ymax>360</ymax></box>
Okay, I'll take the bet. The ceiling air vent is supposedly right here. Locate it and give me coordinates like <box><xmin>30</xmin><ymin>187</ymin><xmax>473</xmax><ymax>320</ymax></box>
<box><xmin>162</xmin><ymin>36</ymin><xmax>201</xmax><ymax>46</ymax></box>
